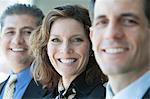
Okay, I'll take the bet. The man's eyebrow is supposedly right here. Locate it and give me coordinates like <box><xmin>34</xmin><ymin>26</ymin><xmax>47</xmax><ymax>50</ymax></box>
<box><xmin>4</xmin><ymin>27</ymin><xmax>14</xmax><ymax>30</ymax></box>
<box><xmin>95</xmin><ymin>15</ymin><xmax>105</xmax><ymax>20</ymax></box>
<box><xmin>21</xmin><ymin>26</ymin><xmax>34</xmax><ymax>30</ymax></box>
<box><xmin>121</xmin><ymin>13</ymin><xmax>140</xmax><ymax>20</ymax></box>
<box><xmin>95</xmin><ymin>13</ymin><xmax>140</xmax><ymax>19</ymax></box>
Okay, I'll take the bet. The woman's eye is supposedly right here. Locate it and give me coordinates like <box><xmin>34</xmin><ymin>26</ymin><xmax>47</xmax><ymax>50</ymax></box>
<box><xmin>51</xmin><ymin>38</ymin><xmax>61</xmax><ymax>42</ymax></box>
<box><xmin>72</xmin><ymin>38</ymin><xmax>83</xmax><ymax>42</ymax></box>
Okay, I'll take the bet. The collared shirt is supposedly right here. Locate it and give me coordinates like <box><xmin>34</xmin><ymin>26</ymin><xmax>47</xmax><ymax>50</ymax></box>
<box><xmin>55</xmin><ymin>79</ymin><xmax>76</xmax><ymax>99</ymax></box>
<box><xmin>106</xmin><ymin>70</ymin><xmax>150</xmax><ymax>99</ymax></box>
<box><xmin>0</xmin><ymin>66</ymin><xmax>32</xmax><ymax>99</ymax></box>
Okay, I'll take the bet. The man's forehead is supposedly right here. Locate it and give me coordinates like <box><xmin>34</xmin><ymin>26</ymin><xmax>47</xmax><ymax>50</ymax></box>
<box><xmin>94</xmin><ymin>0</ymin><xmax>144</xmax><ymax>19</ymax></box>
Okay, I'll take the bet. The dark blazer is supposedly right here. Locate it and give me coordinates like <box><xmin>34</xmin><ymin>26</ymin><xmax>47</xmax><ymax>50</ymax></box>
<box><xmin>142</xmin><ymin>87</ymin><xmax>150</xmax><ymax>99</ymax></box>
<box><xmin>44</xmin><ymin>71</ymin><xmax>106</xmax><ymax>99</ymax></box>
<box><xmin>0</xmin><ymin>79</ymin><xmax>50</xmax><ymax>99</ymax></box>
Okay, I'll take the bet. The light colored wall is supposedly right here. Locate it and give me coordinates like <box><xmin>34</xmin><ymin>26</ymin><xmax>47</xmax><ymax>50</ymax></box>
<box><xmin>33</xmin><ymin>0</ymin><xmax>90</xmax><ymax>15</ymax></box>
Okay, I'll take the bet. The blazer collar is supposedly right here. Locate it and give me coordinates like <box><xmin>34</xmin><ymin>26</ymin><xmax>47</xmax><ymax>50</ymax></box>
<box><xmin>0</xmin><ymin>76</ymin><xmax>10</xmax><ymax>94</ymax></box>
<box><xmin>142</xmin><ymin>87</ymin><xmax>150</xmax><ymax>99</ymax></box>
<box><xmin>69</xmin><ymin>71</ymin><xmax>101</xmax><ymax>95</ymax></box>
<box><xmin>22</xmin><ymin>79</ymin><xmax>50</xmax><ymax>98</ymax></box>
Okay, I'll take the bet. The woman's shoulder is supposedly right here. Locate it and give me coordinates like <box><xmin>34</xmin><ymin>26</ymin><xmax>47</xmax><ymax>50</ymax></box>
<box><xmin>43</xmin><ymin>87</ymin><xmax>58</xmax><ymax>99</ymax></box>
<box><xmin>72</xmin><ymin>72</ymin><xmax>106</xmax><ymax>99</ymax></box>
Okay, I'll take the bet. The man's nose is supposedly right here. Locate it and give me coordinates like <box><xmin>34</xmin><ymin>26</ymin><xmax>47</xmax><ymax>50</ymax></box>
<box><xmin>12</xmin><ymin>33</ymin><xmax>24</xmax><ymax>45</ymax></box>
<box><xmin>104</xmin><ymin>21</ymin><xmax>125</xmax><ymax>40</ymax></box>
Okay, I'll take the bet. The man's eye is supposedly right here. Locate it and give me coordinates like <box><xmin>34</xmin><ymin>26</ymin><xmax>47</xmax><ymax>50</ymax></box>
<box><xmin>94</xmin><ymin>19</ymin><xmax>108</xmax><ymax>28</ymax></box>
<box><xmin>4</xmin><ymin>31</ymin><xmax>15</xmax><ymax>36</ymax></box>
<box><xmin>23</xmin><ymin>31</ymin><xmax>32</xmax><ymax>35</ymax></box>
<box><xmin>123</xmin><ymin>19</ymin><xmax>138</xmax><ymax>26</ymax></box>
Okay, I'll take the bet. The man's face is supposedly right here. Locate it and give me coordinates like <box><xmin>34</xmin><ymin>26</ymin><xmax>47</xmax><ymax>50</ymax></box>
<box><xmin>0</xmin><ymin>14</ymin><xmax>37</xmax><ymax>73</ymax></box>
<box><xmin>90</xmin><ymin>0</ymin><xmax>150</xmax><ymax>76</ymax></box>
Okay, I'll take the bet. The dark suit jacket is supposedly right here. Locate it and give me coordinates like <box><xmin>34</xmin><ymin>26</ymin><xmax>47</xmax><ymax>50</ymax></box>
<box><xmin>44</xmin><ymin>71</ymin><xmax>106</xmax><ymax>99</ymax></box>
<box><xmin>142</xmin><ymin>87</ymin><xmax>150</xmax><ymax>99</ymax></box>
<box><xmin>0</xmin><ymin>79</ymin><xmax>50</xmax><ymax>99</ymax></box>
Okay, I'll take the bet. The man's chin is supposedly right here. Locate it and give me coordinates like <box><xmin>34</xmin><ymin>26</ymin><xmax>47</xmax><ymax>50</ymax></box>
<box><xmin>9</xmin><ymin>56</ymin><xmax>34</xmax><ymax>66</ymax></box>
<box><xmin>20</xmin><ymin>56</ymin><xmax>34</xmax><ymax>65</ymax></box>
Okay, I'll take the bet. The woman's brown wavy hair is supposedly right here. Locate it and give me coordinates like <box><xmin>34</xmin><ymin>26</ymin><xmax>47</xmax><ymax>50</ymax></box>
<box><xmin>29</xmin><ymin>5</ymin><xmax>107</xmax><ymax>90</ymax></box>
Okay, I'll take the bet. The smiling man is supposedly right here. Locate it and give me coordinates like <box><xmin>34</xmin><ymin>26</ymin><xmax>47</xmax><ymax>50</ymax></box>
<box><xmin>0</xmin><ymin>4</ymin><xmax>49</xmax><ymax>99</ymax></box>
<box><xmin>90</xmin><ymin>0</ymin><xmax>150</xmax><ymax>99</ymax></box>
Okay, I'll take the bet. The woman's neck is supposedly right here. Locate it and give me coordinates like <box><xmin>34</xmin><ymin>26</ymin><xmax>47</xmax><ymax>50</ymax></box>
<box><xmin>62</xmin><ymin>75</ymin><xmax>77</xmax><ymax>90</ymax></box>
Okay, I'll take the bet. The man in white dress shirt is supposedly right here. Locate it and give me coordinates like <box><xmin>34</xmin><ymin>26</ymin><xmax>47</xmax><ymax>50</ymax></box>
<box><xmin>89</xmin><ymin>0</ymin><xmax>150</xmax><ymax>99</ymax></box>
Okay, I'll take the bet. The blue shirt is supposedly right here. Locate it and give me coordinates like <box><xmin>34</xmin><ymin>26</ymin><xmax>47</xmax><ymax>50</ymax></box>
<box><xmin>0</xmin><ymin>66</ymin><xmax>32</xmax><ymax>99</ymax></box>
<box><xmin>106</xmin><ymin>70</ymin><xmax>150</xmax><ymax>99</ymax></box>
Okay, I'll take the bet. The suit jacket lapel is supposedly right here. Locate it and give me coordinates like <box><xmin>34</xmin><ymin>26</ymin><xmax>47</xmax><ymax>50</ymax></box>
<box><xmin>0</xmin><ymin>81</ymin><xmax>6</xmax><ymax>94</ymax></box>
<box><xmin>22</xmin><ymin>79</ymin><xmax>49</xmax><ymax>98</ymax></box>
<box><xmin>142</xmin><ymin>87</ymin><xmax>150</xmax><ymax>99</ymax></box>
<box><xmin>0</xmin><ymin>76</ymin><xmax>9</xmax><ymax>94</ymax></box>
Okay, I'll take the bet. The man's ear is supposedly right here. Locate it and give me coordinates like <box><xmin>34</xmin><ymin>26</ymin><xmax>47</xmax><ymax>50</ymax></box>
<box><xmin>89</xmin><ymin>26</ymin><xmax>93</xmax><ymax>40</ymax></box>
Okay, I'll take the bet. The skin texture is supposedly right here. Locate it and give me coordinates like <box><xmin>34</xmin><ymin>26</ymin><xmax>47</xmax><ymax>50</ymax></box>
<box><xmin>90</xmin><ymin>0</ymin><xmax>150</xmax><ymax>93</ymax></box>
<box><xmin>0</xmin><ymin>14</ymin><xmax>37</xmax><ymax>73</ymax></box>
<box><xmin>47</xmin><ymin>18</ymin><xmax>90</xmax><ymax>89</ymax></box>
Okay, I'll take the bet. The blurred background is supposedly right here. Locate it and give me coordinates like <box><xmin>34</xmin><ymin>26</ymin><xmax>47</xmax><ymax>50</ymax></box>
<box><xmin>0</xmin><ymin>0</ymin><xmax>89</xmax><ymax>15</ymax></box>
<box><xmin>0</xmin><ymin>0</ymin><xmax>90</xmax><ymax>82</ymax></box>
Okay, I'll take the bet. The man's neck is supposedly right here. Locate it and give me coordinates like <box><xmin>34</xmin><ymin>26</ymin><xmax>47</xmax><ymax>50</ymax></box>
<box><xmin>11</xmin><ymin>64</ymin><xmax>31</xmax><ymax>73</ymax></box>
<box><xmin>109</xmin><ymin>67</ymin><xmax>150</xmax><ymax>94</ymax></box>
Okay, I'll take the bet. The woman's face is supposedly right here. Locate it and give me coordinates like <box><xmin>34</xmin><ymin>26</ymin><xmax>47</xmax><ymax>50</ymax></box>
<box><xmin>47</xmin><ymin>18</ymin><xmax>90</xmax><ymax>78</ymax></box>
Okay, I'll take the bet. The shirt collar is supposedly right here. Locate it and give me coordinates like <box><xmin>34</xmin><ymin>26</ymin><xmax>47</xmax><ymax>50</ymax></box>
<box><xmin>17</xmin><ymin>67</ymin><xmax>32</xmax><ymax>81</ymax></box>
<box><xmin>106</xmin><ymin>70</ymin><xmax>150</xmax><ymax>99</ymax></box>
<box><xmin>11</xmin><ymin>66</ymin><xmax>32</xmax><ymax>86</ymax></box>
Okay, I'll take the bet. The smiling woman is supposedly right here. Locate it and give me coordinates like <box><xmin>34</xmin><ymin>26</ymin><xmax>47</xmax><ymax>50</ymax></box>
<box><xmin>30</xmin><ymin>5</ymin><xmax>106</xmax><ymax>99</ymax></box>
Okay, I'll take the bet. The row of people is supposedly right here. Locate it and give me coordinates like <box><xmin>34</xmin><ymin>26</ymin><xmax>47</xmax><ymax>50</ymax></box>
<box><xmin>0</xmin><ymin>0</ymin><xmax>150</xmax><ymax>98</ymax></box>
<box><xmin>0</xmin><ymin>3</ymin><xmax>106</xmax><ymax>99</ymax></box>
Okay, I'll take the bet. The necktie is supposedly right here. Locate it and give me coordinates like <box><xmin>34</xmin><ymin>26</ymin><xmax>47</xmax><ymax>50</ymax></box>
<box><xmin>3</xmin><ymin>74</ymin><xmax>17</xmax><ymax>99</ymax></box>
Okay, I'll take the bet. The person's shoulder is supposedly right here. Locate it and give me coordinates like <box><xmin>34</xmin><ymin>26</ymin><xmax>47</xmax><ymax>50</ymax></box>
<box><xmin>0</xmin><ymin>79</ymin><xmax>7</xmax><ymax>94</ymax></box>
<box><xmin>42</xmin><ymin>87</ymin><xmax>57</xmax><ymax>99</ymax></box>
<box><xmin>0</xmin><ymin>72</ymin><xmax>9</xmax><ymax>83</ymax></box>
<box><xmin>142</xmin><ymin>87</ymin><xmax>150</xmax><ymax>99</ymax></box>
<box><xmin>87</xmin><ymin>82</ymin><xmax>106</xmax><ymax>99</ymax></box>
<box><xmin>22</xmin><ymin>79</ymin><xmax>51</xmax><ymax>98</ymax></box>
<box><xmin>76</xmin><ymin>81</ymin><xmax>106</xmax><ymax>99</ymax></box>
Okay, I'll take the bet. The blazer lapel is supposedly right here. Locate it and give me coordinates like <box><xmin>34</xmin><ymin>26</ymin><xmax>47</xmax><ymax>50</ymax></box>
<box><xmin>142</xmin><ymin>87</ymin><xmax>150</xmax><ymax>99</ymax></box>
<box><xmin>0</xmin><ymin>76</ymin><xmax>9</xmax><ymax>94</ymax></box>
<box><xmin>0</xmin><ymin>81</ymin><xmax>6</xmax><ymax>94</ymax></box>
<box><xmin>22</xmin><ymin>79</ymin><xmax>49</xmax><ymax>98</ymax></box>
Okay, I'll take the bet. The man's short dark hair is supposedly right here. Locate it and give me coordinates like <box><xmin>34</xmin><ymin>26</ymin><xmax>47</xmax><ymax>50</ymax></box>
<box><xmin>90</xmin><ymin>0</ymin><xmax>150</xmax><ymax>25</ymax></box>
<box><xmin>0</xmin><ymin>3</ymin><xmax>44</xmax><ymax>29</ymax></box>
<box><xmin>144</xmin><ymin>0</ymin><xmax>150</xmax><ymax>26</ymax></box>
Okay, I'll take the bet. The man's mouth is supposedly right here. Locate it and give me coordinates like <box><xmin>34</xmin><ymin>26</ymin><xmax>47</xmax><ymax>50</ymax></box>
<box><xmin>102</xmin><ymin>48</ymin><xmax>128</xmax><ymax>54</ymax></box>
<box><xmin>11</xmin><ymin>48</ymin><xmax>27</xmax><ymax>52</ymax></box>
